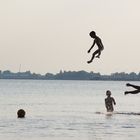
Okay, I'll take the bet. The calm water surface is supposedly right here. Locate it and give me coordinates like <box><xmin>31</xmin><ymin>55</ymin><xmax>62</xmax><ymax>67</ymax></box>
<box><xmin>0</xmin><ymin>80</ymin><xmax>140</xmax><ymax>140</ymax></box>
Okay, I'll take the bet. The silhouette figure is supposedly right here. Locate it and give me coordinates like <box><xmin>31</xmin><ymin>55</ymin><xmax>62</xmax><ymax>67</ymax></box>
<box><xmin>17</xmin><ymin>109</ymin><xmax>26</xmax><ymax>118</ymax></box>
<box><xmin>124</xmin><ymin>83</ymin><xmax>140</xmax><ymax>95</ymax></box>
<box><xmin>105</xmin><ymin>90</ymin><xmax>116</xmax><ymax>112</ymax></box>
<box><xmin>87</xmin><ymin>31</ymin><xmax>104</xmax><ymax>63</ymax></box>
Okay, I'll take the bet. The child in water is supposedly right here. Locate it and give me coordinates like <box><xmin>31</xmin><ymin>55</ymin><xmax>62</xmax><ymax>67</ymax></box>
<box><xmin>87</xmin><ymin>31</ymin><xmax>104</xmax><ymax>63</ymax></box>
<box><xmin>105</xmin><ymin>90</ymin><xmax>116</xmax><ymax>112</ymax></box>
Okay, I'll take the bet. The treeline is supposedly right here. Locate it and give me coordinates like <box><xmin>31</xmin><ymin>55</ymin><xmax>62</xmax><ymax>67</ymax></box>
<box><xmin>0</xmin><ymin>70</ymin><xmax>140</xmax><ymax>81</ymax></box>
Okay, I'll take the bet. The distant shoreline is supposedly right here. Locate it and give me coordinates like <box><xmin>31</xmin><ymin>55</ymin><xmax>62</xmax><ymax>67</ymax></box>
<box><xmin>0</xmin><ymin>79</ymin><xmax>140</xmax><ymax>82</ymax></box>
<box><xmin>0</xmin><ymin>70</ymin><xmax>140</xmax><ymax>81</ymax></box>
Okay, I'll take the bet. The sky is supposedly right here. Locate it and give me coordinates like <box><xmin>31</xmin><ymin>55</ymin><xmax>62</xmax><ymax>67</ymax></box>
<box><xmin>0</xmin><ymin>0</ymin><xmax>140</xmax><ymax>74</ymax></box>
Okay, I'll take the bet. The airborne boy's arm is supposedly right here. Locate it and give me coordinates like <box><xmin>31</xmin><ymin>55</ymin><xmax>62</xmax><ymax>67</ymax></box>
<box><xmin>88</xmin><ymin>40</ymin><xmax>96</xmax><ymax>53</ymax></box>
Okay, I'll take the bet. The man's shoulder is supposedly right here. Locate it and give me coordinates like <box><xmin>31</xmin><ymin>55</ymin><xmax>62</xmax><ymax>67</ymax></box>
<box><xmin>95</xmin><ymin>36</ymin><xmax>101</xmax><ymax>39</ymax></box>
<box><xmin>95</xmin><ymin>36</ymin><xmax>101</xmax><ymax>41</ymax></box>
<box><xmin>105</xmin><ymin>97</ymin><xmax>109</xmax><ymax>101</ymax></box>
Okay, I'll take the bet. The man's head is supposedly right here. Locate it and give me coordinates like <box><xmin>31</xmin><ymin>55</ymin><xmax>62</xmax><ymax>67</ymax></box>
<box><xmin>17</xmin><ymin>109</ymin><xmax>26</xmax><ymax>118</ymax></box>
<box><xmin>89</xmin><ymin>31</ymin><xmax>96</xmax><ymax>38</ymax></box>
<box><xmin>106</xmin><ymin>90</ymin><xmax>111</xmax><ymax>96</ymax></box>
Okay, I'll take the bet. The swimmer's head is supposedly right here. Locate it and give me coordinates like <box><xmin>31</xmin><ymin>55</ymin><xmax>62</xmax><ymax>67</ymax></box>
<box><xmin>89</xmin><ymin>31</ymin><xmax>96</xmax><ymax>38</ymax></box>
<box><xmin>106</xmin><ymin>90</ymin><xmax>111</xmax><ymax>96</ymax></box>
<box><xmin>17</xmin><ymin>109</ymin><xmax>26</xmax><ymax>118</ymax></box>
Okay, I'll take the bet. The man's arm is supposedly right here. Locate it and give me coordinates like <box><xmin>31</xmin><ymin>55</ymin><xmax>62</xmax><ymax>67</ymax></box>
<box><xmin>88</xmin><ymin>40</ymin><xmax>95</xmax><ymax>53</ymax></box>
<box><xmin>100</xmin><ymin>41</ymin><xmax>104</xmax><ymax>50</ymax></box>
<box><xmin>105</xmin><ymin>99</ymin><xmax>107</xmax><ymax>107</ymax></box>
<box><xmin>105</xmin><ymin>99</ymin><xmax>109</xmax><ymax>110</ymax></box>
<box><xmin>112</xmin><ymin>98</ymin><xmax>116</xmax><ymax>105</ymax></box>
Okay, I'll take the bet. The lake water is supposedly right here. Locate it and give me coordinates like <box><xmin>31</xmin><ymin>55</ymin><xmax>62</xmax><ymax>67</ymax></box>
<box><xmin>0</xmin><ymin>79</ymin><xmax>140</xmax><ymax>140</ymax></box>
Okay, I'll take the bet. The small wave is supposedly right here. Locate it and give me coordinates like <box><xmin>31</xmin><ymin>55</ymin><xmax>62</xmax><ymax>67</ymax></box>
<box><xmin>116</xmin><ymin>112</ymin><xmax>140</xmax><ymax>116</ymax></box>
<box><xmin>122</xmin><ymin>126</ymin><xmax>136</xmax><ymax>128</ymax></box>
<box><xmin>95</xmin><ymin>111</ymin><xmax>140</xmax><ymax>116</ymax></box>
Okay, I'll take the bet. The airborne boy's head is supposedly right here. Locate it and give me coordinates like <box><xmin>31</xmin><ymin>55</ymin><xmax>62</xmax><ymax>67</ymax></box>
<box><xmin>89</xmin><ymin>31</ymin><xmax>96</xmax><ymax>38</ymax></box>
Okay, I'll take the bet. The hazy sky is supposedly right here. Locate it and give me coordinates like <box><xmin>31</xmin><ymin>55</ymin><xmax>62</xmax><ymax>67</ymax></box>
<box><xmin>0</xmin><ymin>0</ymin><xmax>140</xmax><ymax>74</ymax></box>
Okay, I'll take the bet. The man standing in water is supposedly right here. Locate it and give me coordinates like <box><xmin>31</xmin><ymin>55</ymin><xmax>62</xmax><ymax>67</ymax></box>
<box><xmin>105</xmin><ymin>90</ymin><xmax>116</xmax><ymax>112</ymax></box>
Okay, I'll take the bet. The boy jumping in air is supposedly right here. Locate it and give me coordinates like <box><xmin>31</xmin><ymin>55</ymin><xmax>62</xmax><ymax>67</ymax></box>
<box><xmin>87</xmin><ymin>31</ymin><xmax>104</xmax><ymax>63</ymax></box>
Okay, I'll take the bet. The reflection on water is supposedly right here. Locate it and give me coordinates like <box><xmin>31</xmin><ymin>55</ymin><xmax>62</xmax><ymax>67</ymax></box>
<box><xmin>0</xmin><ymin>80</ymin><xmax>140</xmax><ymax>140</ymax></box>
